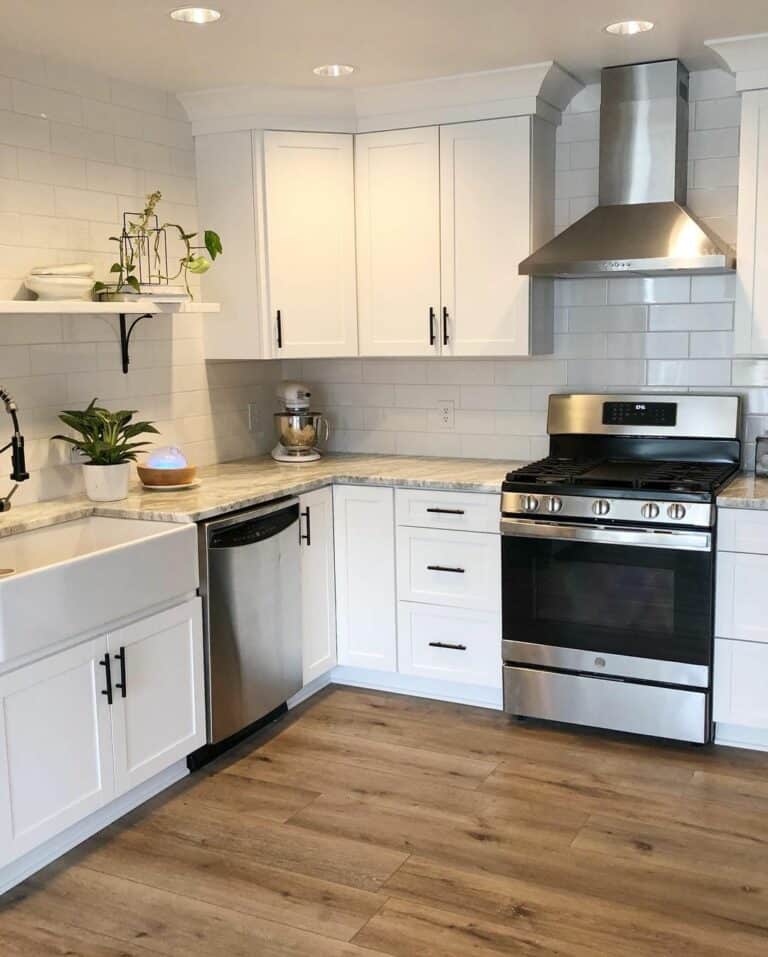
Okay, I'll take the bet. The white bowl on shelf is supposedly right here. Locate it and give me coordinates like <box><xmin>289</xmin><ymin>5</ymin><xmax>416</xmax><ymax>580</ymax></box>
<box><xmin>24</xmin><ymin>275</ymin><xmax>94</xmax><ymax>301</ymax></box>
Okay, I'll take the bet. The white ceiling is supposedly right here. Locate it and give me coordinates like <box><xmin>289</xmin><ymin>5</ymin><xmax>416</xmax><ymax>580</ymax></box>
<box><xmin>1</xmin><ymin>1</ymin><xmax>766</xmax><ymax>93</ymax></box>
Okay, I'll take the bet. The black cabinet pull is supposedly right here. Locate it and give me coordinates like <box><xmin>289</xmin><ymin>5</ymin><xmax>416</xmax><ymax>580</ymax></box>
<box><xmin>429</xmin><ymin>641</ymin><xmax>467</xmax><ymax>651</ymax></box>
<box><xmin>427</xmin><ymin>564</ymin><xmax>465</xmax><ymax>574</ymax></box>
<box><xmin>276</xmin><ymin>309</ymin><xmax>283</xmax><ymax>349</ymax></box>
<box><xmin>426</xmin><ymin>507</ymin><xmax>465</xmax><ymax>515</ymax></box>
<box><xmin>442</xmin><ymin>306</ymin><xmax>449</xmax><ymax>345</ymax></box>
<box><xmin>429</xmin><ymin>307</ymin><xmax>436</xmax><ymax>345</ymax></box>
<box><xmin>100</xmin><ymin>654</ymin><xmax>113</xmax><ymax>705</ymax></box>
<box><xmin>114</xmin><ymin>646</ymin><xmax>127</xmax><ymax>698</ymax></box>
<box><xmin>300</xmin><ymin>506</ymin><xmax>311</xmax><ymax>546</ymax></box>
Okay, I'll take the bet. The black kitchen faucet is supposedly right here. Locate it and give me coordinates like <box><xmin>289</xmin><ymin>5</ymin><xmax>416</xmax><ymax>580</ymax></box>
<box><xmin>0</xmin><ymin>387</ymin><xmax>29</xmax><ymax>512</ymax></box>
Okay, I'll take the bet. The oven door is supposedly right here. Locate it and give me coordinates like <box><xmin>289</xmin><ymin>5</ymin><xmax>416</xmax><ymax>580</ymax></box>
<box><xmin>500</xmin><ymin>518</ymin><xmax>713</xmax><ymax>688</ymax></box>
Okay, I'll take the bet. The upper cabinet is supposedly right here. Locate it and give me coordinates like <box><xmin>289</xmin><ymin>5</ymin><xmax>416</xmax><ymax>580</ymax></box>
<box><xmin>262</xmin><ymin>131</ymin><xmax>358</xmax><ymax>358</ymax></box>
<box><xmin>735</xmin><ymin>89</ymin><xmax>768</xmax><ymax>355</ymax></box>
<box><xmin>196</xmin><ymin>129</ymin><xmax>358</xmax><ymax>360</ymax></box>
<box><xmin>355</xmin><ymin>127</ymin><xmax>442</xmax><ymax>356</ymax></box>
<box><xmin>355</xmin><ymin>117</ymin><xmax>554</xmax><ymax>357</ymax></box>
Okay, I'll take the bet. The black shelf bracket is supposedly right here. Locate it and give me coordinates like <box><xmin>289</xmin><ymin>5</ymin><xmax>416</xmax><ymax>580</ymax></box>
<box><xmin>119</xmin><ymin>312</ymin><xmax>154</xmax><ymax>374</ymax></box>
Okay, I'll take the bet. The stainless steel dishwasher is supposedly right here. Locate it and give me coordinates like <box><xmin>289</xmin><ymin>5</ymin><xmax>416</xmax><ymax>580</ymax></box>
<box><xmin>196</xmin><ymin>498</ymin><xmax>302</xmax><ymax>757</ymax></box>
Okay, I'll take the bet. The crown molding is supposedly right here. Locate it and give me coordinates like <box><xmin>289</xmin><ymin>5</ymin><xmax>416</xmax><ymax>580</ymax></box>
<box><xmin>705</xmin><ymin>33</ymin><xmax>768</xmax><ymax>91</ymax></box>
<box><xmin>179</xmin><ymin>61</ymin><xmax>582</xmax><ymax>136</ymax></box>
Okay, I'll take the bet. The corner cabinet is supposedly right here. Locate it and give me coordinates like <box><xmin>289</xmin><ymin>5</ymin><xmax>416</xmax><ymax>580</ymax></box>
<box><xmin>355</xmin><ymin>117</ymin><xmax>555</xmax><ymax>357</ymax></box>
<box><xmin>0</xmin><ymin>599</ymin><xmax>205</xmax><ymax>869</ymax></box>
<box><xmin>735</xmin><ymin>89</ymin><xmax>768</xmax><ymax>355</ymax></box>
<box><xmin>196</xmin><ymin>129</ymin><xmax>358</xmax><ymax>360</ymax></box>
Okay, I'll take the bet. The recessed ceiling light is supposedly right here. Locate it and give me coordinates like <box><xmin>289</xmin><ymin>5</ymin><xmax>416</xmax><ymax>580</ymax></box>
<box><xmin>170</xmin><ymin>7</ymin><xmax>221</xmax><ymax>24</ymax></box>
<box><xmin>604</xmin><ymin>19</ymin><xmax>655</xmax><ymax>36</ymax></box>
<box><xmin>313</xmin><ymin>64</ymin><xmax>355</xmax><ymax>78</ymax></box>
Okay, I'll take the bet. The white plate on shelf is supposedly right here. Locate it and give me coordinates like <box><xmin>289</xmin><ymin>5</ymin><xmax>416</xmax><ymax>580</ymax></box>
<box><xmin>141</xmin><ymin>481</ymin><xmax>201</xmax><ymax>492</ymax></box>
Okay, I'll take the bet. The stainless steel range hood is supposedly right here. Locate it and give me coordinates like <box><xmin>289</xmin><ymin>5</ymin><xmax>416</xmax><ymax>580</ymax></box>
<box><xmin>520</xmin><ymin>59</ymin><xmax>736</xmax><ymax>278</ymax></box>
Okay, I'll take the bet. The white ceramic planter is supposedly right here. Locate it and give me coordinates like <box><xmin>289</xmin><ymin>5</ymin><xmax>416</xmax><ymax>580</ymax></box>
<box><xmin>82</xmin><ymin>463</ymin><xmax>131</xmax><ymax>502</ymax></box>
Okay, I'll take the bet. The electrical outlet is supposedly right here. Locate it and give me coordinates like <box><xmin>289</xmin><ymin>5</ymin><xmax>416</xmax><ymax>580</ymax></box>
<box><xmin>247</xmin><ymin>403</ymin><xmax>261</xmax><ymax>432</ymax></box>
<box><xmin>436</xmin><ymin>399</ymin><xmax>455</xmax><ymax>431</ymax></box>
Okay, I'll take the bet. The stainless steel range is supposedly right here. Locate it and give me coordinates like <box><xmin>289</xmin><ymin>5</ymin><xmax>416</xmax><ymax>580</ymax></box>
<box><xmin>500</xmin><ymin>393</ymin><xmax>741</xmax><ymax>744</ymax></box>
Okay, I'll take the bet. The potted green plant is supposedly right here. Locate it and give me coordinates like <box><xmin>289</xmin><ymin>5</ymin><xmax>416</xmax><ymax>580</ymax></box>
<box><xmin>53</xmin><ymin>400</ymin><xmax>159</xmax><ymax>502</ymax></box>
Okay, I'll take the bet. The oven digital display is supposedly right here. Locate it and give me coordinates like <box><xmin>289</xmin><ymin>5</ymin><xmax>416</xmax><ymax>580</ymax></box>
<box><xmin>602</xmin><ymin>401</ymin><xmax>677</xmax><ymax>427</ymax></box>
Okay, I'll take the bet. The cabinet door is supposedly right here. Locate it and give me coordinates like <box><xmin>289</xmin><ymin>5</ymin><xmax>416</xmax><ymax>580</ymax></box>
<box><xmin>715</xmin><ymin>552</ymin><xmax>768</xmax><ymax>642</ymax></box>
<box><xmin>0</xmin><ymin>638</ymin><xmax>115</xmax><ymax>867</ymax></box>
<box><xmin>333</xmin><ymin>485</ymin><xmax>397</xmax><ymax>671</ymax></box>
<box><xmin>263</xmin><ymin>130</ymin><xmax>358</xmax><ymax>358</ymax></box>
<box><xmin>300</xmin><ymin>486</ymin><xmax>337</xmax><ymax>684</ymax></box>
<box><xmin>735</xmin><ymin>90</ymin><xmax>768</xmax><ymax>355</ymax></box>
<box><xmin>109</xmin><ymin>600</ymin><xmax>205</xmax><ymax>795</ymax></box>
<box><xmin>714</xmin><ymin>638</ymin><xmax>768</xmax><ymax>729</ymax></box>
<box><xmin>355</xmin><ymin>127</ymin><xmax>441</xmax><ymax>356</ymax></box>
<box><xmin>440</xmin><ymin>116</ymin><xmax>533</xmax><ymax>356</ymax></box>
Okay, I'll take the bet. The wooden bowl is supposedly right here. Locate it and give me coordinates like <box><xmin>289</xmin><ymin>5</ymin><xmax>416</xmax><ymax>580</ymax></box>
<box><xmin>137</xmin><ymin>464</ymin><xmax>197</xmax><ymax>487</ymax></box>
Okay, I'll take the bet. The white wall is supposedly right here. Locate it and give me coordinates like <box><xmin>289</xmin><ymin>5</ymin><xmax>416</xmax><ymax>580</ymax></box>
<box><xmin>296</xmin><ymin>67</ymin><xmax>763</xmax><ymax>467</ymax></box>
<box><xmin>0</xmin><ymin>47</ymin><xmax>277</xmax><ymax>504</ymax></box>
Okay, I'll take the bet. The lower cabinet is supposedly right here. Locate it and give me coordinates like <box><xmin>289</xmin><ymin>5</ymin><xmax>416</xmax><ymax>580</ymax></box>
<box><xmin>0</xmin><ymin>597</ymin><xmax>205</xmax><ymax>869</ymax></box>
<box><xmin>300</xmin><ymin>486</ymin><xmax>337</xmax><ymax>683</ymax></box>
<box><xmin>333</xmin><ymin>485</ymin><xmax>397</xmax><ymax>671</ymax></box>
<box><xmin>714</xmin><ymin>638</ymin><xmax>768</xmax><ymax>730</ymax></box>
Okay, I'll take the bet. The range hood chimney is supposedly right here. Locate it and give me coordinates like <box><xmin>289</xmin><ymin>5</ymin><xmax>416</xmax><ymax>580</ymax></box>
<box><xmin>520</xmin><ymin>59</ymin><xmax>736</xmax><ymax>278</ymax></box>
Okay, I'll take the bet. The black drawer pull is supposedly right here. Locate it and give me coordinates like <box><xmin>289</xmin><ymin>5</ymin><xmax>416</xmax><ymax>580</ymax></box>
<box><xmin>276</xmin><ymin>309</ymin><xmax>283</xmax><ymax>348</ymax></box>
<box><xmin>442</xmin><ymin>306</ymin><xmax>449</xmax><ymax>345</ymax></box>
<box><xmin>427</xmin><ymin>564</ymin><xmax>465</xmax><ymax>574</ymax></box>
<box><xmin>114</xmin><ymin>646</ymin><xmax>127</xmax><ymax>698</ymax></box>
<box><xmin>100</xmin><ymin>654</ymin><xmax>113</xmax><ymax>705</ymax></box>
<box><xmin>300</xmin><ymin>506</ymin><xmax>311</xmax><ymax>546</ymax></box>
<box><xmin>426</xmin><ymin>507</ymin><xmax>465</xmax><ymax>515</ymax></box>
<box><xmin>429</xmin><ymin>307</ymin><xmax>436</xmax><ymax>345</ymax></box>
<box><xmin>429</xmin><ymin>641</ymin><xmax>467</xmax><ymax>651</ymax></box>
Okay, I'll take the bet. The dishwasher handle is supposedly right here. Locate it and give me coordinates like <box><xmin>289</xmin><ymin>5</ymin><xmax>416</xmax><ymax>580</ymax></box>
<box><xmin>209</xmin><ymin>502</ymin><xmax>299</xmax><ymax>548</ymax></box>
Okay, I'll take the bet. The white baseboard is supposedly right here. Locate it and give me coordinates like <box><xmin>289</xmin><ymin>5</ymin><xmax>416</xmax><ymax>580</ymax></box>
<box><xmin>330</xmin><ymin>666</ymin><xmax>504</xmax><ymax>710</ymax></box>
<box><xmin>714</xmin><ymin>722</ymin><xmax>768</xmax><ymax>752</ymax></box>
<box><xmin>287</xmin><ymin>672</ymin><xmax>334</xmax><ymax>708</ymax></box>
<box><xmin>0</xmin><ymin>760</ymin><xmax>188</xmax><ymax>896</ymax></box>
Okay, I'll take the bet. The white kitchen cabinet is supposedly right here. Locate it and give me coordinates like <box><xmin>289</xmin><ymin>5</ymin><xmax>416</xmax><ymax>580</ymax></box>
<box><xmin>333</xmin><ymin>485</ymin><xmax>397</xmax><ymax>671</ymax></box>
<box><xmin>300</xmin><ymin>487</ymin><xmax>337</xmax><ymax>684</ymax></box>
<box><xmin>0</xmin><ymin>637</ymin><xmax>115</xmax><ymax>866</ymax></box>
<box><xmin>197</xmin><ymin>129</ymin><xmax>357</xmax><ymax>360</ymax></box>
<box><xmin>355</xmin><ymin>126</ymin><xmax>442</xmax><ymax>356</ymax></box>
<box><xmin>109</xmin><ymin>599</ymin><xmax>205</xmax><ymax>795</ymax></box>
<box><xmin>440</xmin><ymin>116</ymin><xmax>551</xmax><ymax>356</ymax></box>
<box><xmin>715</xmin><ymin>551</ymin><xmax>768</xmax><ymax>643</ymax></box>
<box><xmin>714</xmin><ymin>638</ymin><xmax>768</xmax><ymax>729</ymax></box>
<box><xmin>395</xmin><ymin>488</ymin><xmax>501</xmax><ymax>533</ymax></box>
<box><xmin>735</xmin><ymin>89</ymin><xmax>768</xmax><ymax>355</ymax></box>
<box><xmin>263</xmin><ymin>131</ymin><xmax>358</xmax><ymax>358</ymax></box>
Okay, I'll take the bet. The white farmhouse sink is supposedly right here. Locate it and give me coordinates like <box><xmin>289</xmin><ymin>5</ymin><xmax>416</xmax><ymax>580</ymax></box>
<box><xmin>0</xmin><ymin>516</ymin><xmax>198</xmax><ymax>667</ymax></box>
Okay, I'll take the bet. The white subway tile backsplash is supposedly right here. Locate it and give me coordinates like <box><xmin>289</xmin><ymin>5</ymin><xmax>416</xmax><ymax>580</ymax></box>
<box><xmin>110</xmin><ymin>78</ymin><xmax>168</xmax><ymax>117</ymax></box>
<box><xmin>689</xmin><ymin>70</ymin><xmax>737</xmax><ymax>101</ymax></box>
<box><xmin>114</xmin><ymin>136</ymin><xmax>171</xmax><ymax>173</ymax></box>
<box><xmin>16</xmin><ymin>148</ymin><xmax>86</xmax><ymax>188</ymax></box>
<box><xmin>43</xmin><ymin>61</ymin><xmax>111</xmax><ymax>102</ymax></box>
<box><xmin>493</xmin><ymin>359</ymin><xmax>567</xmax><ymax>386</ymax></box>
<box><xmin>733</xmin><ymin>361</ymin><xmax>768</xmax><ymax>387</ymax></box>
<box><xmin>557</xmin><ymin>111</ymin><xmax>599</xmax><ymax>143</ymax></box>
<box><xmin>0</xmin><ymin>109</ymin><xmax>50</xmax><ymax>150</ymax></box>
<box><xmin>0</xmin><ymin>176</ymin><xmax>55</xmax><ymax>215</ymax></box>
<box><xmin>687</xmin><ymin>187</ymin><xmax>738</xmax><ymax>219</ymax></box>
<box><xmin>648</xmin><ymin>302</ymin><xmax>733</xmax><ymax>332</ymax></box>
<box><xmin>647</xmin><ymin>359</ymin><xmax>732</xmax><ymax>387</ymax></box>
<box><xmin>12</xmin><ymin>80</ymin><xmax>83</xmax><ymax>126</ymax></box>
<box><xmin>460</xmin><ymin>385</ymin><xmax>530</xmax><ymax>411</ymax></box>
<box><xmin>567</xmin><ymin>359</ymin><xmax>646</xmax><ymax>387</ymax></box>
<box><xmin>555</xmin><ymin>278</ymin><xmax>607</xmax><ymax>307</ymax></box>
<box><xmin>690</xmin><ymin>274</ymin><xmax>737</xmax><ymax>302</ymax></box>
<box><xmin>426</xmin><ymin>360</ymin><xmax>492</xmax><ymax>385</ymax></box>
<box><xmin>605</xmin><ymin>332</ymin><xmax>689</xmax><ymax>359</ymax></box>
<box><xmin>607</xmin><ymin>276</ymin><xmax>691</xmax><ymax>305</ymax></box>
<box><xmin>695</xmin><ymin>97</ymin><xmax>741</xmax><ymax>130</ymax></box>
<box><xmin>689</xmin><ymin>331</ymin><xmax>734</xmax><ymax>357</ymax></box>
<box><xmin>83</xmin><ymin>99</ymin><xmax>144</xmax><ymax>138</ymax></box>
<box><xmin>693</xmin><ymin>156</ymin><xmax>739</xmax><ymax>189</ymax></box>
<box><xmin>0</xmin><ymin>77</ymin><xmax>11</xmax><ymax>111</ymax></box>
<box><xmin>569</xmin><ymin>140</ymin><xmax>599</xmax><ymax>169</ymax></box>
<box><xmin>51</xmin><ymin>122</ymin><xmax>114</xmax><ymax>162</ymax></box>
<box><xmin>0</xmin><ymin>143</ymin><xmax>17</xmax><ymax>178</ymax></box>
<box><xmin>556</xmin><ymin>167</ymin><xmax>599</xmax><ymax>199</ymax></box>
<box><xmin>54</xmin><ymin>186</ymin><xmax>117</xmax><ymax>222</ymax></box>
<box><xmin>554</xmin><ymin>333</ymin><xmax>606</xmax><ymax>358</ymax></box>
<box><xmin>688</xmin><ymin>127</ymin><xmax>739</xmax><ymax>160</ymax></box>
<box><xmin>364</xmin><ymin>407</ymin><xmax>427</xmax><ymax>432</ymax></box>
<box><xmin>568</xmin><ymin>305</ymin><xmax>647</xmax><ymax>333</ymax></box>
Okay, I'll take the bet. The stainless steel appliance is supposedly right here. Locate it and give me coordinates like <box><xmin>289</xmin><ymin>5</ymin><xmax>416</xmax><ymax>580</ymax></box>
<box><xmin>272</xmin><ymin>381</ymin><xmax>330</xmax><ymax>464</ymax></box>
<box><xmin>501</xmin><ymin>393</ymin><xmax>741</xmax><ymax>743</ymax></box>
<box><xmin>520</xmin><ymin>60</ymin><xmax>735</xmax><ymax>278</ymax></box>
<box><xmin>197</xmin><ymin>498</ymin><xmax>302</xmax><ymax>756</ymax></box>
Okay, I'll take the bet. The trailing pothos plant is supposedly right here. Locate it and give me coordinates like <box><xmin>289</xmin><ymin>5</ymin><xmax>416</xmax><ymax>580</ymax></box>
<box><xmin>93</xmin><ymin>190</ymin><xmax>223</xmax><ymax>300</ymax></box>
<box><xmin>53</xmin><ymin>399</ymin><xmax>160</xmax><ymax>466</ymax></box>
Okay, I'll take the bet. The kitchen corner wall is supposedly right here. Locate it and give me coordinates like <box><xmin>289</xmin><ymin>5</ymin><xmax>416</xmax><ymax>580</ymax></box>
<box><xmin>295</xmin><ymin>67</ymin><xmax>764</xmax><ymax>467</ymax></box>
<box><xmin>0</xmin><ymin>46</ymin><xmax>278</xmax><ymax>505</ymax></box>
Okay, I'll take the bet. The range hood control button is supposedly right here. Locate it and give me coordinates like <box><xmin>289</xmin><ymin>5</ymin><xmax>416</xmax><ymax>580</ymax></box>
<box><xmin>592</xmin><ymin>499</ymin><xmax>611</xmax><ymax>517</ymax></box>
<box><xmin>641</xmin><ymin>503</ymin><xmax>660</xmax><ymax>519</ymax></box>
<box><xmin>667</xmin><ymin>503</ymin><xmax>687</xmax><ymax>521</ymax></box>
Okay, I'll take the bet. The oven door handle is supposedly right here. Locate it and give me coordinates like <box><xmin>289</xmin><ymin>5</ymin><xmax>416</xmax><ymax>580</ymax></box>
<box><xmin>500</xmin><ymin>517</ymin><xmax>712</xmax><ymax>552</ymax></box>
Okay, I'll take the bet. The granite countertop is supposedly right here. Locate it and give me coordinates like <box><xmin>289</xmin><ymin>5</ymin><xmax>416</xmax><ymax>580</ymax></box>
<box><xmin>0</xmin><ymin>453</ymin><xmax>518</xmax><ymax>538</ymax></box>
<box><xmin>717</xmin><ymin>473</ymin><xmax>768</xmax><ymax>510</ymax></box>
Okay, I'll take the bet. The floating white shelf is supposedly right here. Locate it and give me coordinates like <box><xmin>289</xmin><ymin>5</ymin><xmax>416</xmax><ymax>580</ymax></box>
<box><xmin>0</xmin><ymin>300</ymin><xmax>220</xmax><ymax>314</ymax></box>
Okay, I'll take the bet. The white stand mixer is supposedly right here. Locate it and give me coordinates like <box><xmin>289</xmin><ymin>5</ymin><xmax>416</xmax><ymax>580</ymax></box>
<box><xmin>271</xmin><ymin>382</ymin><xmax>330</xmax><ymax>463</ymax></box>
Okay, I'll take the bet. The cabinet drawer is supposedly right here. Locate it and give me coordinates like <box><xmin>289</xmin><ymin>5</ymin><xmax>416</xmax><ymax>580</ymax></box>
<box><xmin>716</xmin><ymin>551</ymin><xmax>768</xmax><ymax>642</ymax></box>
<box><xmin>395</xmin><ymin>488</ymin><xmax>500</xmax><ymax>533</ymax></box>
<box><xmin>397</xmin><ymin>602</ymin><xmax>501</xmax><ymax>687</ymax></box>
<box><xmin>397</xmin><ymin>526</ymin><xmax>501</xmax><ymax>610</ymax></box>
<box><xmin>714</xmin><ymin>638</ymin><xmax>768</xmax><ymax>729</ymax></box>
<box><xmin>717</xmin><ymin>508</ymin><xmax>768</xmax><ymax>554</ymax></box>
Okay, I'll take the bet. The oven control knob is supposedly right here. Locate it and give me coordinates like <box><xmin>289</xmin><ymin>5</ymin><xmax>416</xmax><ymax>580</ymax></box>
<box><xmin>592</xmin><ymin>499</ymin><xmax>611</xmax><ymax>517</ymax></box>
<box><xmin>667</xmin><ymin>503</ymin><xmax>687</xmax><ymax>521</ymax></box>
<box><xmin>544</xmin><ymin>495</ymin><xmax>563</xmax><ymax>514</ymax></box>
<box><xmin>641</xmin><ymin>503</ymin><xmax>660</xmax><ymax>520</ymax></box>
<box><xmin>520</xmin><ymin>495</ymin><xmax>540</xmax><ymax>513</ymax></box>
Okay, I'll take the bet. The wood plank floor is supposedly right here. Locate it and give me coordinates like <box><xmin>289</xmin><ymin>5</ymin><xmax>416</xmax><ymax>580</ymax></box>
<box><xmin>3</xmin><ymin>685</ymin><xmax>768</xmax><ymax>955</ymax></box>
